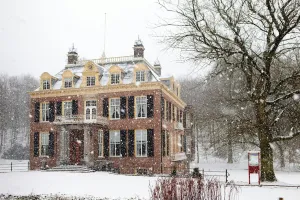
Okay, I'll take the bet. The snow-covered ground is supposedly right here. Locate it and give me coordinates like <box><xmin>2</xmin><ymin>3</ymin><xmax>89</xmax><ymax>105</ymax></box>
<box><xmin>0</xmin><ymin>159</ymin><xmax>299</xmax><ymax>199</ymax></box>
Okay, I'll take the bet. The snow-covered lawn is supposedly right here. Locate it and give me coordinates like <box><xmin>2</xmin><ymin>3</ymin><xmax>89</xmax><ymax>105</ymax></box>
<box><xmin>0</xmin><ymin>159</ymin><xmax>299</xmax><ymax>199</ymax></box>
<box><xmin>0</xmin><ymin>170</ymin><xmax>299</xmax><ymax>199</ymax></box>
<box><xmin>0</xmin><ymin>171</ymin><xmax>156</xmax><ymax>199</ymax></box>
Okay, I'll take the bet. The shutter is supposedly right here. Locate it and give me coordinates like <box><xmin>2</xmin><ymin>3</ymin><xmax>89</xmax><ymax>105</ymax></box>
<box><xmin>161</xmin><ymin>97</ymin><xmax>164</xmax><ymax>119</ymax></box>
<box><xmin>34</xmin><ymin>132</ymin><xmax>39</xmax><ymax>157</ymax></box>
<box><xmin>128</xmin><ymin>130</ymin><xmax>135</xmax><ymax>157</ymax></box>
<box><xmin>168</xmin><ymin>102</ymin><xmax>171</xmax><ymax>121</ymax></box>
<box><xmin>120</xmin><ymin>130</ymin><xmax>127</xmax><ymax>157</ymax></box>
<box><xmin>103</xmin><ymin>98</ymin><xmax>109</xmax><ymax>117</ymax></box>
<box><xmin>147</xmin><ymin>129</ymin><xmax>154</xmax><ymax>157</ymax></box>
<box><xmin>183</xmin><ymin>112</ymin><xmax>186</xmax><ymax>128</ymax></box>
<box><xmin>56</xmin><ymin>101</ymin><xmax>62</xmax><ymax>116</ymax></box>
<box><xmin>147</xmin><ymin>95</ymin><xmax>154</xmax><ymax>118</ymax></box>
<box><xmin>34</xmin><ymin>102</ymin><xmax>40</xmax><ymax>122</ymax></box>
<box><xmin>49</xmin><ymin>102</ymin><xmax>55</xmax><ymax>122</ymax></box>
<box><xmin>183</xmin><ymin>135</ymin><xmax>187</xmax><ymax>153</ymax></box>
<box><xmin>72</xmin><ymin>100</ymin><xmax>78</xmax><ymax>115</ymax></box>
<box><xmin>48</xmin><ymin>132</ymin><xmax>55</xmax><ymax>157</ymax></box>
<box><xmin>128</xmin><ymin>96</ymin><xmax>134</xmax><ymax>119</ymax></box>
<box><xmin>120</xmin><ymin>97</ymin><xmax>127</xmax><ymax>119</ymax></box>
<box><xmin>162</xmin><ymin>130</ymin><xmax>165</xmax><ymax>157</ymax></box>
<box><xmin>166</xmin><ymin>132</ymin><xmax>170</xmax><ymax>156</ymax></box>
<box><xmin>103</xmin><ymin>130</ymin><xmax>109</xmax><ymax>157</ymax></box>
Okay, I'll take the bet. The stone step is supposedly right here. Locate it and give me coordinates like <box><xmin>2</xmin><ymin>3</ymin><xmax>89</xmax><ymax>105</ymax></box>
<box><xmin>44</xmin><ymin>165</ymin><xmax>95</xmax><ymax>173</ymax></box>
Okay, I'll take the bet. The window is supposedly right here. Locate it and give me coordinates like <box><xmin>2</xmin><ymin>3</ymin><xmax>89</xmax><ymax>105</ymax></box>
<box><xmin>41</xmin><ymin>102</ymin><xmax>49</xmax><ymax>122</ymax></box>
<box><xmin>86</xmin><ymin>100</ymin><xmax>97</xmax><ymax>120</ymax></box>
<box><xmin>136</xmin><ymin>71</ymin><xmax>145</xmax><ymax>82</ymax></box>
<box><xmin>87</xmin><ymin>76</ymin><xmax>95</xmax><ymax>86</ymax></box>
<box><xmin>64</xmin><ymin>102</ymin><xmax>72</xmax><ymax>118</ymax></box>
<box><xmin>40</xmin><ymin>132</ymin><xmax>49</xmax><ymax>156</ymax></box>
<box><xmin>43</xmin><ymin>80</ymin><xmax>50</xmax><ymax>90</ymax></box>
<box><xmin>111</xmin><ymin>73</ymin><xmax>120</xmax><ymax>84</ymax></box>
<box><xmin>136</xmin><ymin>96</ymin><xmax>147</xmax><ymax>118</ymax></box>
<box><xmin>162</xmin><ymin>130</ymin><xmax>170</xmax><ymax>157</ymax></box>
<box><xmin>136</xmin><ymin>129</ymin><xmax>147</xmax><ymax>157</ymax></box>
<box><xmin>98</xmin><ymin>130</ymin><xmax>103</xmax><ymax>157</ymax></box>
<box><xmin>110</xmin><ymin>98</ymin><xmax>120</xmax><ymax>119</ymax></box>
<box><xmin>110</xmin><ymin>130</ymin><xmax>120</xmax><ymax>157</ymax></box>
<box><xmin>64</xmin><ymin>78</ymin><xmax>72</xmax><ymax>88</ymax></box>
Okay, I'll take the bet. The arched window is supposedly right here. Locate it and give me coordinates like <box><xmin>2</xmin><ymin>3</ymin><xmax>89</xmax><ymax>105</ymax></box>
<box><xmin>86</xmin><ymin>108</ymin><xmax>90</xmax><ymax>120</ymax></box>
<box><xmin>92</xmin><ymin>108</ymin><xmax>96</xmax><ymax>119</ymax></box>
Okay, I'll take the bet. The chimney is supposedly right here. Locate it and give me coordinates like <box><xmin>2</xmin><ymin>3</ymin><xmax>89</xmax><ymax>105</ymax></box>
<box><xmin>133</xmin><ymin>37</ymin><xmax>145</xmax><ymax>58</ymax></box>
<box><xmin>154</xmin><ymin>59</ymin><xmax>161</xmax><ymax>76</ymax></box>
<box><xmin>67</xmin><ymin>44</ymin><xmax>78</xmax><ymax>64</ymax></box>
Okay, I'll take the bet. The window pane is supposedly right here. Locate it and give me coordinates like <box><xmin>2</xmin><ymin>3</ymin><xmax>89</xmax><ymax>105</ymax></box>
<box><xmin>135</xmin><ymin>130</ymin><xmax>147</xmax><ymax>157</ymax></box>
<box><xmin>136</xmin><ymin>97</ymin><xmax>147</xmax><ymax>118</ymax></box>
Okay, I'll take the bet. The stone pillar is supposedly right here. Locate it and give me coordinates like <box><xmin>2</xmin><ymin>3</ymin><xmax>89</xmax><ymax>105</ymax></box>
<box><xmin>84</xmin><ymin>126</ymin><xmax>91</xmax><ymax>166</ymax></box>
<box><xmin>58</xmin><ymin>126</ymin><xmax>70</xmax><ymax>165</ymax></box>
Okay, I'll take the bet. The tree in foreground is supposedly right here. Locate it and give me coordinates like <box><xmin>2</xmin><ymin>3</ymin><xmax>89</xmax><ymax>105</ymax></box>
<box><xmin>157</xmin><ymin>0</ymin><xmax>300</xmax><ymax>181</ymax></box>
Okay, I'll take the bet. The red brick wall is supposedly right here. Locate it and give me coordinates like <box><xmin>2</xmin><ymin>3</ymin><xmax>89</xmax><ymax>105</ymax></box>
<box><xmin>30</xmin><ymin>88</ymin><xmax>186</xmax><ymax>173</ymax></box>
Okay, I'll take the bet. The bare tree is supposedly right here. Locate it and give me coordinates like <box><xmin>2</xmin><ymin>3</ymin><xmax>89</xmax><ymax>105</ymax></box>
<box><xmin>158</xmin><ymin>0</ymin><xmax>300</xmax><ymax>181</ymax></box>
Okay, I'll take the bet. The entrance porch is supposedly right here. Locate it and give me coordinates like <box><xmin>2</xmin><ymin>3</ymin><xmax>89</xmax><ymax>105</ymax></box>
<box><xmin>57</xmin><ymin>125</ymin><xmax>101</xmax><ymax>167</ymax></box>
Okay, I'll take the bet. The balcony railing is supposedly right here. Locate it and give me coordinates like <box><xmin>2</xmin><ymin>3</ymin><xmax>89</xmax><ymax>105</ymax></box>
<box><xmin>174</xmin><ymin>122</ymin><xmax>184</xmax><ymax>130</ymax></box>
<box><xmin>171</xmin><ymin>152</ymin><xmax>187</xmax><ymax>162</ymax></box>
<box><xmin>53</xmin><ymin>115</ymin><xmax>108</xmax><ymax>125</ymax></box>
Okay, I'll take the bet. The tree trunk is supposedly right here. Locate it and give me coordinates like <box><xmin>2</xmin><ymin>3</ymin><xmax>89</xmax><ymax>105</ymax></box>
<box><xmin>227</xmin><ymin>121</ymin><xmax>233</xmax><ymax>163</ymax></box>
<box><xmin>256</xmin><ymin>102</ymin><xmax>277</xmax><ymax>182</ymax></box>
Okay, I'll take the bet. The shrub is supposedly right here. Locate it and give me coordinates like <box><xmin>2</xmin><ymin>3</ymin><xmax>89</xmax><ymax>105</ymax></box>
<box><xmin>2</xmin><ymin>144</ymin><xmax>29</xmax><ymax>160</ymax></box>
<box><xmin>150</xmin><ymin>177</ymin><xmax>238</xmax><ymax>200</ymax></box>
<box><xmin>192</xmin><ymin>168</ymin><xmax>202</xmax><ymax>179</ymax></box>
<box><xmin>171</xmin><ymin>166</ymin><xmax>177</xmax><ymax>177</ymax></box>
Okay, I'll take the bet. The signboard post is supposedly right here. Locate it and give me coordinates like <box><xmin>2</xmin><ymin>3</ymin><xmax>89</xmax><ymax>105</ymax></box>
<box><xmin>248</xmin><ymin>151</ymin><xmax>260</xmax><ymax>184</ymax></box>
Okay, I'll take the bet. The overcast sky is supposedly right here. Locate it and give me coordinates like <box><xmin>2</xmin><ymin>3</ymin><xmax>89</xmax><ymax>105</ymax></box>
<box><xmin>0</xmin><ymin>0</ymin><xmax>205</xmax><ymax>79</ymax></box>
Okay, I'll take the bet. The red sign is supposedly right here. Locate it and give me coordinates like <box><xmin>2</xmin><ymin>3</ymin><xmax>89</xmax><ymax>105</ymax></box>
<box><xmin>248</xmin><ymin>152</ymin><xmax>260</xmax><ymax>184</ymax></box>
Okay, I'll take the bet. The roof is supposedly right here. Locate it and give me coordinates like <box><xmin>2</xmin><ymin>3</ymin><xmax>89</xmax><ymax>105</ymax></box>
<box><xmin>39</xmin><ymin>56</ymin><xmax>162</xmax><ymax>90</ymax></box>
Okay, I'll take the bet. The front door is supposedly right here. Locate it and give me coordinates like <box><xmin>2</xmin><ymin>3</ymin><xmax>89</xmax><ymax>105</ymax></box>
<box><xmin>69</xmin><ymin>130</ymin><xmax>84</xmax><ymax>165</ymax></box>
<box><xmin>85</xmin><ymin>100</ymin><xmax>97</xmax><ymax>122</ymax></box>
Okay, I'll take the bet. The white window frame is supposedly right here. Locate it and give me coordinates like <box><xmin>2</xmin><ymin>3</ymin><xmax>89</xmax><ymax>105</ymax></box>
<box><xmin>111</xmin><ymin>73</ymin><xmax>120</xmax><ymax>84</ymax></box>
<box><xmin>136</xmin><ymin>96</ymin><xmax>147</xmax><ymax>118</ymax></box>
<box><xmin>42</xmin><ymin>80</ymin><xmax>50</xmax><ymax>90</ymax></box>
<box><xmin>63</xmin><ymin>101</ymin><xmax>72</xmax><ymax>118</ymax></box>
<box><xmin>109</xmin><ymin>130</ymin><xmax>120</xmax><ymax>157</ymax></box>
<box><xmin>98</xmin><ymin>130</ymin><xmax>103</xmax><ymax>157</ymax></box>
<box><xmin>110</xmin><ymin>98</ymin><xmax>120</xmax><ymax>119</ymax></box>
<box><xmin>64</xmin><ymin>78</ymin><xmax>72</xmax><ymax>88</ymax></box>
<box><xmin>40</xmin><ymin>132</ymin><xmax>49</xmax><ymax>156</ymax></box>
<box><xmin>87</xmin><ymin>76</ymin><xmax>95</xmax><ymax>86</ymax></box>
<box><xmin>85</xmin><ymin>100</ymin><xmax>97</xmax><ymax>121</ymax></box>
<box><xmin>136</xmin><ymin>71</ymin><xmax>145</xmax><ymax>82</ymax></box>
<box><xmin>136</xmin><ymin>129</ymin><xmax>147</xmax><ymax>157</ymax></box>
<box><xmin>41</xmin><ymin>102</ymin><xmax>50</xmax><ymax>122</ymax></box>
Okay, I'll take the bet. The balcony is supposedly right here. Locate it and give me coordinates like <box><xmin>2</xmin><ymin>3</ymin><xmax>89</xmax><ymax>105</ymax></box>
<box><xmin>171</xmin><ymin>152</ymin><xmax>187</xmax><ymax>162</ymax></box>
<box><xmin>174</xmin><ymin>122</ymin><xmax>184</xmax><ymax>130</ymax></box>
<box><xmin>53</xmin><ymin>115</ymin><xmax>108</xmax><ymax>125</ymax></box>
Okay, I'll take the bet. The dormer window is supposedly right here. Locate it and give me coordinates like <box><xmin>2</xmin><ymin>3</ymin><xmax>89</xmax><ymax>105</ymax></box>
<box><xmin>87</xmin><ymin>76</ymin><xmax>95</xmax><ymax>86</ymax></box>
<box><xmin>64</xmin><ymin>78</ymin><xmax>72</xmax><ymax>88</ymax></box>
<box><xmin>43</xmin><ymin>80</ymin><xmax>50</xmax><ymax>90</ymax></box>
<box><xmin>136</xmin><ymin>71</ymin><xmax>145</xmax><ymax>82</ymax></box>
<box><xmin>111</xmin><ymin>73</ymin><xmax>120</xmax><ymax>84</ymax></box>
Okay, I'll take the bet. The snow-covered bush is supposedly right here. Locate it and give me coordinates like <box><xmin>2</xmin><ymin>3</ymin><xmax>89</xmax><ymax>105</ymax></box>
<box><xmin>150</xmin><ymin>177</ymin><xmax>238</xmax><ymax>200</ymax></box>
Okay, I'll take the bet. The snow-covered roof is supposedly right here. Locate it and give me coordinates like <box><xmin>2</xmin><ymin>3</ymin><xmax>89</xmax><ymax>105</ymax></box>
<box><xmin>42</xmin><ymin>56</ymin><xmax>161</xmax><ymax>90</ymax></box>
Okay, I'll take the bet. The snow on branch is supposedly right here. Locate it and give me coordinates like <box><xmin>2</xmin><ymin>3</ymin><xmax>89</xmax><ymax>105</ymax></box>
<box><xmin>271</xmin><ymin>127</ymin><xmax>300</xmax><ymax>142</ymax></box>
<box><xmin>266</xmin><ymin>89</ymin><xmax>300</xmax><ymax>105</ymax></box>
